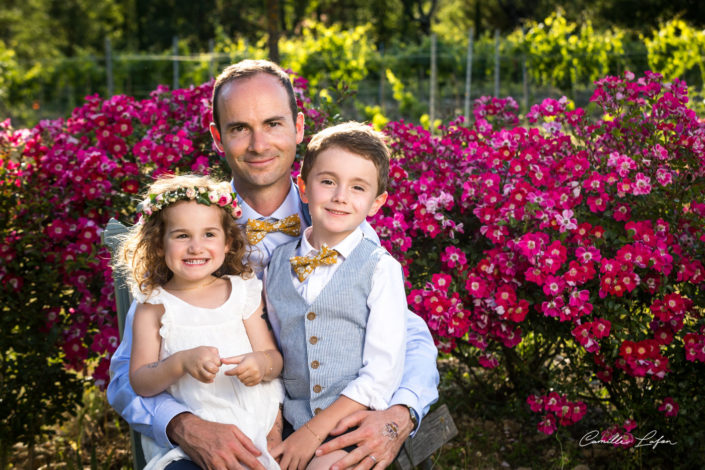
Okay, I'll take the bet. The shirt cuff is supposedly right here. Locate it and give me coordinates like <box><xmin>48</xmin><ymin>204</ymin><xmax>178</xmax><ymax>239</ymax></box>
<box><xmin>341</xmin><ymin>379</ymin><xmax>389</xmax><ymax>411</ymax></box>
<box><xmin>152</xmin><ymin>399</ymin><xmax>191</xmax><ymax>449</ymax></box>
<box><xmin>389</xmin><ymin>388</ymin><xmax>422</xmax><ymax>435</ymax></box>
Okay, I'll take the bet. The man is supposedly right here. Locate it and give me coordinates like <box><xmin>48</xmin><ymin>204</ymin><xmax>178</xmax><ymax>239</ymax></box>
<box><xmin>108</xmin><ymin>59</ymin><xmax>439</xmax><ymax>470</ymax></box>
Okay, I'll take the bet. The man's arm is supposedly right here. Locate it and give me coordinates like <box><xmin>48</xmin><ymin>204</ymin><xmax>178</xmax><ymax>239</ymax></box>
<box><xmin>107</xmin><ymin>300</ymin><xmax>191</xmax><ymax>447</ymax></box>
<box><xmin>108</xmin><ymin>300</ymin><xmax>267</xmax><ymax>469</ymax></box>
<box><xmin>389</xmin><ymin>308</ymin><xmax>440</xmax><ymax>431</ymax></box>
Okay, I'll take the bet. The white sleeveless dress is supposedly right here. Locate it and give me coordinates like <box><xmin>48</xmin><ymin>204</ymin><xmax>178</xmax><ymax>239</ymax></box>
<box><xmin>137</xmin><ymin>275</ymin><xmax>283</xmax><ymax>470</ymax></box>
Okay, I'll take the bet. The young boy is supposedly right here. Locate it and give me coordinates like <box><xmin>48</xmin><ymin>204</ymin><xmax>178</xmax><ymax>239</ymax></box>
<box><xmin>266</xmin><ymin>122</ymin><xmax>407</xmax><ymax>470</ymax></box>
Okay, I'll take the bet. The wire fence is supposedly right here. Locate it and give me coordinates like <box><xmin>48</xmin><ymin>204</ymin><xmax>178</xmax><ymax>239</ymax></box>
<box><xmin>7</xmin><ymin>32</ymin><xmax>666</xmax><ymax>128</ymax></box>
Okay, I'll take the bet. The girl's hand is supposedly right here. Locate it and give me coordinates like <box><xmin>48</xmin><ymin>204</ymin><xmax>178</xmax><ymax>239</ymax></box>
<box><xmin>179</xmin><ymin>346</ymin><xmax>222</xmax><ymax>383</ymax></box>
<box><xmin>222</xmin><ymin>351</ymin><xmax>270</xmax><ymax>386</ymax></box>
<box><xmin>271</xmin><ymin>426</ymin><xmax>321</xmax><ymax>470</ymax></box>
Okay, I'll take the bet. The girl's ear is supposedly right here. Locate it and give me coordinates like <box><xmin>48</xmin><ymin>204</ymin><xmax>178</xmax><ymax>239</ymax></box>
<box><xmin>296</xmin><ymin>175</ymin><xmax>309</xmax><ymax>203</ymax></box>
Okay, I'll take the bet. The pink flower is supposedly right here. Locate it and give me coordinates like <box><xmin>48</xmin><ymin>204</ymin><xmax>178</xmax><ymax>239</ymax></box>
<box><xmin>658</xmin><ymin>397</ymin><xmax>679</xmax><ymax>417</ymax></box>
<box><xmin>537</xmin><ymin>414</ymin><xmax>557</xmax><ymax>435</ymax></box>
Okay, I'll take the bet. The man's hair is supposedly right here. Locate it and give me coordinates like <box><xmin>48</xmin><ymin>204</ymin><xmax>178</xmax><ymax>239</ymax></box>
<box><xmin>302</xmin><ymin>122</ymin><xmax>390</xmax><ymax>195</ymax></box>
<box><xmin>212</xmin><ymin>59</ymin><xmax>298</xmax><ymax>132</ymax></box>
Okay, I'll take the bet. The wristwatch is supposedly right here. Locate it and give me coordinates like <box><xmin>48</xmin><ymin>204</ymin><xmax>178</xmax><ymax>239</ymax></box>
<box><xmin>407</xmin><ymin>405</ymin><xmax>419</xmax><ymax>429</ymax></box>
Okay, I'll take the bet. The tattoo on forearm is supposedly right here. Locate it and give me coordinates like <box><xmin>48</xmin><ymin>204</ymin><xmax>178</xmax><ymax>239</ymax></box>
<box><xmin>147</xmin><ymin>361</ymin><xmax>160</xmax><ymax>368</ymax></box>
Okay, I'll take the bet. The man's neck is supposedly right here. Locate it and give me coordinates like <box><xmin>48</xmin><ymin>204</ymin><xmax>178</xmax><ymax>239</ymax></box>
<box><xmin>235</xmin><ymin>179</ymin><xmax>291</xmax><ymax>217</ymax></box>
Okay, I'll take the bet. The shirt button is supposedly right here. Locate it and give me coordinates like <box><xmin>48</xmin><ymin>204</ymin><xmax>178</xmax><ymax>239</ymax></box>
<box><xmin>307</xmin><ymin>312</ymin><xmax>316</xmax><ymax>321</ymax></box>
<box><xmin>311</xmin><ymin>360</ymin><xmax>320</xmax><ymax>369</ymax></box>
<box><xmin>313</xmin><ymin>384</ymin><xmax>322</xmax><ymax>393</ymax></box>
<box><xmin>309</xmin><ymin>336</ymin><xmax>318</xmax><ymax>345</ymax></box>
<box><xmin>314</xmin><ymin>408</ymin><xmax>322</xmax><ymax>415</ymax></box>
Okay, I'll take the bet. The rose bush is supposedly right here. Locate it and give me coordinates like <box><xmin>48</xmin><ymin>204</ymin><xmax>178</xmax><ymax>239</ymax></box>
<box><xmin>0</xmin><ymin>73</ymin><xmax>325</xmax><ymax>455</ymax></box>
<box><xmin>369</xmin><ymin>71</ymin><xmax>705</xmax><ymax>464</ymax></box>
<box><xmin>3</xmin><ymin>69</ymin><xmax>704</xmax><ymax>465</ymax></box>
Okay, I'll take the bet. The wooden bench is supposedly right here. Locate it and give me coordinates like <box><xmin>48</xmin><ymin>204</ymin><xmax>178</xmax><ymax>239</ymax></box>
<box><xmin>103</xmin><ymin>218</ymin><xmax>457</xmax><ymax>469</ymax></box>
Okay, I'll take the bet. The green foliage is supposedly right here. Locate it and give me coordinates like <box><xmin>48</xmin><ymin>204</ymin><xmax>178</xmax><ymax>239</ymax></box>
<box><xmin>517</xmin><ymin>11</ymin><xmax>626</xmax><ymax>91</ymax></box>
<box><xmin>280</xmin><ymin>21</ymin><xmax>375</xmax><ymax>94</ymax></box>
<box><xmin>644</xmin><ymin>19</ymin><xmax>705</xmax><ymax>84</ymax></box>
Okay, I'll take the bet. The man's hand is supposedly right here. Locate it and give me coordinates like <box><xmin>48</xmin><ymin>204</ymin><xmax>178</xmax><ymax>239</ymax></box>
<box><xmin>315</xmin><ymin>405</ymin><xmax>413</xmax><ymax>470</ymax></box>
<box><xmin>167</xmin><ymin>412</ymin><xmax>266</xmax><ymax>470</ymax></box>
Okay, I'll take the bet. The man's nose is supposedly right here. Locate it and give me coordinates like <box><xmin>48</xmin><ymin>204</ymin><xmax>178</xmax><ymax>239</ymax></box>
<box><xmin>248</xmin><ymin>128</ymin><xmax>268</xmax><ymax>153</ymax></box>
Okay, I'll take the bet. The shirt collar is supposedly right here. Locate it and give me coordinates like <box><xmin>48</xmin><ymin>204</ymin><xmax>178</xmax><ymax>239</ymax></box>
<box><xmin>298</xmin><ymin>227</ymin><xmax>364</xmax><ymax>259</ymax></box>
<box><xmin>233</xmin><ymin>179</ymin><xmax>302</xmax><ymax>223</ymax></box>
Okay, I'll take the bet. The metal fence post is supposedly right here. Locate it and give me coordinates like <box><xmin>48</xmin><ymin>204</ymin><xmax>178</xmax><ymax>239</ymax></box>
<box><xmin>464</xmin><ymin>27</ymin><xmax>474</xmax><ymax>122</ymax></box>
<box><xmin>379</xmin><ymin>43</ymin><xmax>385</xmax><ymax>112</ymax></box>
<box><xmin>494</xmin><ymin>29</ymin><xmax>500</xmax><ymax>97</ymax></box>
<box><xmin>172</xmin><ymin>36</ymin><xmax>179</xmax><ymax>90</ymax></box>
<box><xmin>430</xmin><ymin>34</ymin><xmax>437</xmax><ymax>132</ymax></box>
<box><xmin>105</xmin><ymin>38</ymin><xmax>113</xmax><ymax>97</ymax></box>
<box><xmin>522</xmin><ymin>26</ymin><xmax>529</xmax><ymax>113</ymax></box>
<box><xmin>209</xmin><ymin>39</ymin><xmax>215</xmax><ymax>79</ymax></box>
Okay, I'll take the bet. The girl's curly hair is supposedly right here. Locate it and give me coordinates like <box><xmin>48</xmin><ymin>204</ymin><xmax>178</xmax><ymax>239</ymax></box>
<box><xmin>115</xmin><ymin>174</ymin><xmax>252</xmax><ymax>297</ymax></box>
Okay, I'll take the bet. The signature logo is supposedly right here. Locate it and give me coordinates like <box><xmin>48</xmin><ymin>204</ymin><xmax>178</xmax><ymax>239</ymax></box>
<box><xmin>579</xmin><ymin>430</ymin><xmax>677</xmax><ymax>450</ymax></box>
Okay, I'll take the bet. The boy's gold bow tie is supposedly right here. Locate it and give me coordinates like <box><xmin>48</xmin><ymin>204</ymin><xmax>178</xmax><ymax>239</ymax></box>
<box><xmin>289</xmin><ymin>245</ymin><xmax>339</xmax><ymax>281</ymax></box>
<box><xmin>246</xmin><ymin>214</ymin><xmax>301</xmax><ymax>245</ymax></box>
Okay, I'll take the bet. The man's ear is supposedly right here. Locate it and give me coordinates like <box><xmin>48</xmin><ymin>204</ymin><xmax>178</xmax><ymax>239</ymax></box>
<box><xmin>295</xmin><ymin>112</ymin><xmax>305</xmax><ymax>144</ymax></box>
<box><xmin>296</xmin><ymin>175</ymin><xmax>309</xmax><ymax>203</ymax></box>
<box><xmin>368</xmin><ymin>191</ymin><xmax>388</xmax><ymax>217</ymax></box>
<box><xmin>210</xmin><ymin>123</ymin><xmax>224</xmax><ymax>153</ymax></box>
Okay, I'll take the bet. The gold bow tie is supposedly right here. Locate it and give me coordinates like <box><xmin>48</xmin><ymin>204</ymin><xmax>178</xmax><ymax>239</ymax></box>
<box><xmin>290</xmin><ymin>245</ymin><xmax>339</xmax><ymax>282</ymax></box>
<box><xmin>246</xmin><ymin>214</ymin><xmax>301</xmax><ymax>245</ymax></box>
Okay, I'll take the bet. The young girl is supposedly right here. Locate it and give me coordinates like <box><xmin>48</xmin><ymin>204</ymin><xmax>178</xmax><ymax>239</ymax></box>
<box><xmin>117</xmin><ymin>174</ymin><xmax>283</xmax><ymax>470</ymax></box>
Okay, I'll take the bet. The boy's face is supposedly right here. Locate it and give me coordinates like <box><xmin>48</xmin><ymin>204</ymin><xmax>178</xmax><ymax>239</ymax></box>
<box><xmin>297</xmin><ymin>146</ymin><xmax>388</xmax><ymax>248</ymax></box>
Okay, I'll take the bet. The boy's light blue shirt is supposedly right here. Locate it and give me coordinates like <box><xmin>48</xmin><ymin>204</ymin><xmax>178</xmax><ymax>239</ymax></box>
<box><xmin>107</xmin><ymin>181</ymin><xmax>439</xmax><ymax>449</ymax></box>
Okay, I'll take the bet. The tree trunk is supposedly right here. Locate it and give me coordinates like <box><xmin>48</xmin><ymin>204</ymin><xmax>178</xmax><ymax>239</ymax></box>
<box><xmin>266</xmin><ymin>0</ymin><xmax>280</xmax><ymax>63</ymax></box>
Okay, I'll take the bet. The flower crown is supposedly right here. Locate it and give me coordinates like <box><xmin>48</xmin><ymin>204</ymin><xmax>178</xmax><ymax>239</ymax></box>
<box><xmin>137</xmin><ymin>183</ymin><xmax>243</xmax><ymax>221</ymax></box>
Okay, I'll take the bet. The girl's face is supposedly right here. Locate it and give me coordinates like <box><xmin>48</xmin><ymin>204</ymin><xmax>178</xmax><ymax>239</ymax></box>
<box><xmin>161</xmin><ymin>200</ymin><xmax>228</xmax><ymax>288</ymax></box>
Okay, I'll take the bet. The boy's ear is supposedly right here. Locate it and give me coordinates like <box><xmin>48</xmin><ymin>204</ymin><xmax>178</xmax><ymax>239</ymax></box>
<box><xmin>367</xmin><ymin>191</ymin><xmax>388</xmax><ymax>217</ymax></box>
<box><xmin>296</xmin><ymin>175</ymin><xmax>309</xmax><ymax>203</ymax></box>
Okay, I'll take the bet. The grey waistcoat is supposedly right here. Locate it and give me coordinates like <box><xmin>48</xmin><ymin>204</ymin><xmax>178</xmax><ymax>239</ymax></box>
<box><xmin>266</xmin><ymin>237</ymin><xmax>382</xmax><ymax>430</ymax></box>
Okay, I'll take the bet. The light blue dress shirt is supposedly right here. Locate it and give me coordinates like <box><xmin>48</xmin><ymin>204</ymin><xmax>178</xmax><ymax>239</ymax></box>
<box><xmin>107</xmin><ymin>180</ymin><xmax>439</xmax><ymax>449</ymax></box>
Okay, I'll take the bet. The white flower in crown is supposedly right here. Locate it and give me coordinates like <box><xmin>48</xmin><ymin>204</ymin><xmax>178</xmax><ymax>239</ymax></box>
<box><xmin>232</xmin><ymin>206</ymin><xmax>243</xmax><ymax>219</ymax></box>
<box><xmin>208</xmin><ymin>191</ymin><xmax>219</xmax><ymax>203</ymax></box>
<box><xmin>185</xmin><ymin>187</ymin><xmax>196</xmax><ymax>199</ymax></box>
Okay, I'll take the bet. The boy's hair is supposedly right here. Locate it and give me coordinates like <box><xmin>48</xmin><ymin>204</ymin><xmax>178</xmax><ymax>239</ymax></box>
<box><xmin>116</xmin><ymin>174</ymin><xmax>252</xmax><ymax>297</ymax></box>
<box><xmin>212</xmin><ymin>59</ymin><xmax>298</xmax><ymax>132</ymax></box>
<box><xmin>302</xmin><ymin>122</ymin><xmax>390</xmax><ymax>195</ymax></box>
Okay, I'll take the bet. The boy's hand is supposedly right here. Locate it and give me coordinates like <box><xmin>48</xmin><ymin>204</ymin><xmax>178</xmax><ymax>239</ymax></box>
<box><xmin>180</xmin><ymin>346</ymin><xmax>221</xmax><ymax>383</ymax></box>
<box><xmin>222</xmin><ymin>352</ymin><xmax>268</xmax><ymax>386</ymax></box>
<box><xmin>271</xmin><ymin>426</ymin><xmax>320</xmax><ymax>470</ymax></box>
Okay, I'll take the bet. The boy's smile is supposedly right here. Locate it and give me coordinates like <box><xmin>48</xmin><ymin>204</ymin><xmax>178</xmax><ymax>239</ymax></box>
<box><xmin>297</xmin><ymin>146</ymin><xmax>387</xmax><ymax>249</ymax></box>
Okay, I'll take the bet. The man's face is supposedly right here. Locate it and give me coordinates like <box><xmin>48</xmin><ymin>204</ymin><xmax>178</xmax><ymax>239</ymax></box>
<box><xmin>210</xmin><ymin>73</ymin><xmax>304</xmax><ymax>195</ymax></box>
